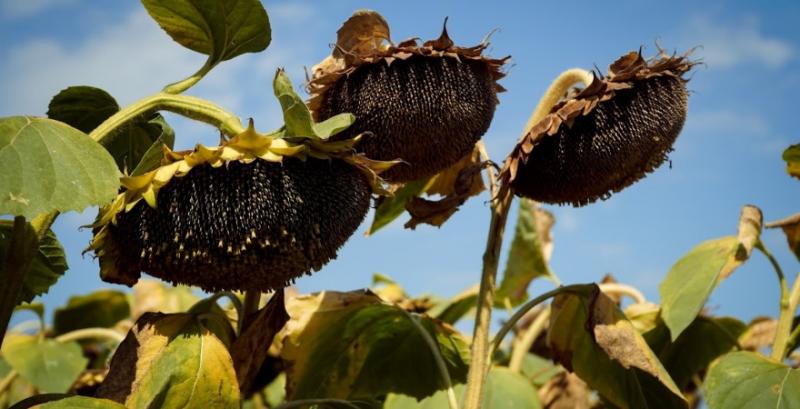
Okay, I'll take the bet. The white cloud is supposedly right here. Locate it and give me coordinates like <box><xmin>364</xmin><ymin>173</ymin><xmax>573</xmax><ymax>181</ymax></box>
<box><xmin>686</xmin><ymin>15</ymin><xmax>794</xmax><ymax>69</ymax></box>
<box><xmin>1</xmin><ymin>0</ymin><xmax>76</xmax><ymax>18</ymax></box>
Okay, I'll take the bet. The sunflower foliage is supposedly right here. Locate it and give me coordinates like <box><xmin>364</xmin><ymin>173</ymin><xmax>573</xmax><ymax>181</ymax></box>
<box><xmin>0</xmin><ymin>2</ymin><xmax>798</xmax><ymax>409</ymax></box>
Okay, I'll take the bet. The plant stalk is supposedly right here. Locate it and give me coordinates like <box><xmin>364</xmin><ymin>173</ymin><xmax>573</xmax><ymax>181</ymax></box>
<box><xmin>240</xmin><ymin>290</ymin><xmax>261</xmax><ymax>333</ymax></box>
<box><xmin>508</xmin><ymin>306</ymin><xmax>550</xmax><ymax>373</ymax></box>
<box><xmin>462</xmin><ymin>68</ymin><xmax>593</xmax><ymax>409</ymax></box>
<box><xmin>54</xmin><ymin>327</ymin><xmax>126</xmax><ymax>344</ymax></box>
<box><xmin>759</xmin><ymin>242</ymin><xmax>794</xmax><ymax>361</ymax></box>
<box><xmin>88</xmin><ymin>93</ymin><xmax>246</xmax><ymax>145</ymax></box>
<box><xmin>163</xmin><ymin>59</ymin><xmax>215</xmax><ymax>95</ymax></box>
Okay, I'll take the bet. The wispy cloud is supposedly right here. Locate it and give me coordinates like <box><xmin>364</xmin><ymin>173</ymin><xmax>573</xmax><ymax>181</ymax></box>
<box><xmin>0</xmin><ymin>0</ymin><xmax>76</xmax><ymax>18</ymax></box>
<box><xmin>686</xmin><ymin>15</ymin><xmax>794</xmax><ymax>69</ymax></box>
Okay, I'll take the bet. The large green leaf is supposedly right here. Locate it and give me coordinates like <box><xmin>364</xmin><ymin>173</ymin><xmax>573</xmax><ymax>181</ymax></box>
<box><xmin>496</xmin><ymin>199</ymin><xmax>555</xmax><ymax>307</ymax></box>
<box><xmin>704</xmin><ymin>351</ymin><xmax>800</xmax><ymax>409</ymax></box>
<box><xmin>142</xmin><ymin>0</ymin><xmax>270</xmax><ymax>63</ymax></box>
<box><xmin>0</xmin><ymin>116</ymin><xmax>120</xmax><ymax>218</ymax></box>
<box><xmin>1</xmin><ymin>333</ymin><xmax>88</xmax><ymax>393</ymax></box>
<box><xmin>96</xmin><ymin>312</ymin><xmax>240</xmax><ymax>408</ymax></box>
<box><xmin>46</xmin><ymin>86</ymin><xmax>119</xmax><ymax>133</ymax></box>
<box><xmin>53</xmin><ymin>290</ymin><xmax>130</xmax><ymax>335</ymax></box>
<box><xmin>281</xmin><ymin>290</ymin><xmax>470</xmax><ymax>401</ymax></box>
<box><xmin>383</xmin><ymin>368</ymin><xmax>541</xmax><ymax>409</ymax></box>
<box><xmin>0</xmin><ymin>221</ymin><xmax>67</xmax><ymax>304</ymax></box>
<box><xmin>783</xmin><ymin>144</ymin><xmax>800</xmax><ymax>180</ymax></box>
<box><xmin>273</xmin><ymin>70</ymin><xmax>317</xmax><ymax>138</ymax></box>
<box><xmin>548</xmin><ymin>286</ymin><xmax>687</xmax><ymax>409</ymax></box>
<box><xmin>47</xmin><ymin>86</ymin><xmax>175</xmax><ymax>173</ymax></box>
<box><xmin>659</xmin><ymin>237</ymin><xmax>743</xmax><ymax>340</ymax></box>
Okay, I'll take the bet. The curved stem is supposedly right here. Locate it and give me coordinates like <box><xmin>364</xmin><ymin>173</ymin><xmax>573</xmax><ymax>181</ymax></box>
<box><xmin>402</xmin><ymin>310</ymin><xmax>458</xmax><ymax>409</ymax></box>
<box><xmin>598</xmin><ymin>283</ymin><xmax>647</xmax><ymax>304</ymax></box>
<box><xmin>163</xmin><ymin>59</ymin><xmax>215</xmax><ymax>94</ymax></box>
<box><xmin>462</xmin><ymin>69</ymin><xmax>594</xmax><ymax>409</ymax></box>
<box><xmin>0</xmin><ymin>369</ymin><xmax>17</xmax><ymax>396</ymax></box>
<box><xmin>758</xmin><ymin>241</ymin><xmax>793</xmax><ymax>361</ymax></box>
<box><xmin>509</xmin><ymin>306</ymin><xmax>550</xmax><ymax>373</ymax></box>
<box><xmin>54</xmin><ymin>327</ymin><xmax>126</xmax><ymax>344</ymax></box>
<box><xmin>88</xmin><ymin>93</ymin><xmax>245</xmax><ymax>145</ymax></box>
<box><xmin>522</xmin><ymin>68</ymin><xmax>594</xmax><ymax>137</ymax></box>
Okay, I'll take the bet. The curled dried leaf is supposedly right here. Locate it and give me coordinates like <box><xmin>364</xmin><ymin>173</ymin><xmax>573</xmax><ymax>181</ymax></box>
<box><xmin>735</xmin><ymin>205</ymin><xmax>763</xmax><ymax>260</ymax></box>
<box><xmin>333</xmin><ymin>9</ymin><xmax>391</xmax><ymax>63</ymax></box>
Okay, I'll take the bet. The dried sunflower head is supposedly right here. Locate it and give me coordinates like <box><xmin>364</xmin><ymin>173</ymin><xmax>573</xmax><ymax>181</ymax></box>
<box><xmin>89</xmin><ymin>71</ymin><xmax>395</xmax><ymax>292</ymax></box>
<box><xmin>500</xmin><ymin>49</ymin><xmax>696</xmax><ymax>206</ymax></box>
<box><xmin>308</xmin><ymin>10</ymin><xmax>508</xmax><ymax>182</ymax></box>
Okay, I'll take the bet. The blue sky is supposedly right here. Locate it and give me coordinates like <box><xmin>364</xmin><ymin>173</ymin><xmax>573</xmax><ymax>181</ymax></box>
<box><xmin>1</xmin><ymin>0</ymin><xmax>798</xmax><ymax>327</ymax></box>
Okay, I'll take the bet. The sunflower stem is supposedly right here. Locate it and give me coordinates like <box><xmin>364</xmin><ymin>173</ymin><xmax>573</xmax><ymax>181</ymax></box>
<box><xmin>508</xmin><ymin>306</ymin><xmax>550</xmax><ymax>373</ymax></box>
<box><xmin>241</xmin><ymin>290</ymin><xmax>261</xmax><ymax>333</ymax></box>
<box><xmin>163</xmin><ymin>58</ymin><xmax>215</xmax><ymax>95</ymax></box>
<box><xmin>462</xmin><ymin>68</ymin><xmax>594</xmax><ymax>409</ymax></box>
<box><xmin>88</xmin><ymin>93</ymin><xmax>246</xmax><ymax>145</ymax></box>
<box><xmin>598</xmin><ymin>282</ymin><xmax>647</xmax><ymax>304</ymax></box>
<box><xmin>54</xmin><ymin>327</ymin><xmax>126</xmax><ymax>344</ymax></box>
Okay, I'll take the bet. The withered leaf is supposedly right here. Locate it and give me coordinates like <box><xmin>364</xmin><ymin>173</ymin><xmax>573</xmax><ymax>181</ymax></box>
<box><xmin>538</xmin><ymin>372</ymin><xmax>591</xmax><ymax>409</ymax></box>
<box><xmin>766</xmin><ymin>212</ymin><xmax>800</xmax><ymax>262</ymax></box>
<box><xmin>333</xmin><ymin>10</ymin><xmax>391</xmax><ymax>63</ymax></box>
<box><xmin>231</xmin><ymin>290</ymin><xmax>289</xmax><ymax>395</ymax></box>
<box><xmin>735</xmin><ymin>205</ymin><xmax>762</xmax><ymax>262</ymax></box>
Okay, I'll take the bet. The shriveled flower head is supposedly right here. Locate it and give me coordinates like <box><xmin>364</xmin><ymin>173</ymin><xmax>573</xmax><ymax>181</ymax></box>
<box><xmin>89</xmin><ymin>71</ymin><xmax>396</xmax><ymax>292</ymax></box>
<box><xmin>500</xmin><ymin>49</ymin><xmax>696</xmax><ymax>206</ymax></box>
<box><xmin>308</xmin><ymin>10</ymin><xmax>508</xmax><ymax>182</ymax></box>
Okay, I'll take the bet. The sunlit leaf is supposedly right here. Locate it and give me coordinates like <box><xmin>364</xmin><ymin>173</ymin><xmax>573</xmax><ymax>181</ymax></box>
<box><xmin>1</xmin><ymin>333</ymin><xmax>88</xmax><ymax>393</ymax></box>
<box><xmin>0</xmin><ymin>116</ymin><xmax>120</xmax><ymax>218</ymax></box>
<box><xmin>129</xmin><ymin>279</ymin><xmax>199</xmax><ymax>320</ymax></box>
<box><xmin>273</xmin><ymin>70</ymin><xmax>316</xmax><ymax>138</ymax></box>
<box><xmin>39</xmin><ymin>396</ymin><xmax>127</xmax><ymax>408</ymax></box>
<box><xmin>783</xmin><ymin>144</ymin><xmax>800</xmax><ymax>180</ymax></box>
<box><xmin>281</xmin><ymin>290</ymin><xmax>470</xmax><ymax>401</ymax></box>
<box><xmin>0</xmin><ymin>221</ymin><xmax>67</xmax><ymax>304</ymax></box>
<box><xmin>383</xmin><ymin>367</ymin><xmax>541</xmax><ymax>409</ymax></box>
<box><xmin>47</xmin><ymin>86</ymin><xmax>174</xmax><ymax>173</ymax></box>
<box><xmin>141</xmin><ymin>0</ymin><xmax>270</xmax><ymax>63</ymax></box>
<box><xmin>53</xmin><ymin>290</ymin><xmax>130</xmax><ymax>335</ymax></box>
<box><xmin>548</xmin><ymin>286</ymin><xmax>686</xmax><ymax>409</ymax></box>
<box><xmin>427</xmin><ymin>285</ymin><xmax>479</xmax><ymax>325</ymax></box>
<box><xmin>519</xmin><ymin>353</ymin><xmax>563</xmax><ymax>388</ymax></box>
<box><xmin>314</xmin><ymin>113</ymin><xmax>356</xmax><ymax>138</ymax></box>
<box><xmin>96</xmin><ymin>312</ymin><xmax>240</xmax><ymax>408</ymax></box>
<box><xmin>496</xmin><ymin>199</ymin><xmax>555</xmax><ymax>307</ymax></box>
<box><xmin>704</xmin><ymin>351</ymin><xmax>800</xmax><ymax>409</ymax></box>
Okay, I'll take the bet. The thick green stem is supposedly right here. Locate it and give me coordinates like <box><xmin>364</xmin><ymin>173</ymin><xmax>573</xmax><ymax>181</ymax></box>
<box><xmin>0</xmin><ymin>217</ymin><xmax>38</xmax><ymax>341</ymax></box>
<box><xmin>54</xmin><ymin>327</ymin><xmax>126</xmax><ymax>344</ymax></box>
<box><xmin>88</xmin><ymin>93</ymin><xmax>245</xmax><ymax>145</ymax></box>
<box><xmin>240</xmin><ymin>290</ymin><xmax>261</xmax><ymax>333</ymax></box>
<box><xmin>759</xmin><ymin>242</ymin><xmax>794</xmax><ymax>361</ymax></box>
<box><xmin>462</xmin><ymin>68</ymin><xmax>593</xmax><ymax>409</ymax></box>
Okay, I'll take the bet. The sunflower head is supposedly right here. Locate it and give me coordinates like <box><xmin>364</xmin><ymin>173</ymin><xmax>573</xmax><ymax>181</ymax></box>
<box><xmin>89</xmin><ymin>71</ymin><xmax>396</xmax><ymax>292</ymax></box>
<box><xmin>308</xmin><ymin>10</ymin><xmax>509</xmax><ymax>183</ymax></box>
<box><xmin>500</xmin><ymin>49</ymin><xmax>697</xmax><ymax>206</ymax></box>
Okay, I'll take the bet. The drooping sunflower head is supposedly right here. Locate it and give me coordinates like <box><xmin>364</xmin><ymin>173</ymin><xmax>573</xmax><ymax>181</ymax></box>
<box><xmin>500</xmin><ymin>49</ymin><xmax>697</xmax><ymax>206</ymax></box>
<box><xmin>308</xmin><ymin>10</ymin><xmax>509</xmax><ymax>182</ymax></box>
<box><xmin>89</xmin><ymin>71</ymin><xmax>396</xmax><ymax>292</ymax></box>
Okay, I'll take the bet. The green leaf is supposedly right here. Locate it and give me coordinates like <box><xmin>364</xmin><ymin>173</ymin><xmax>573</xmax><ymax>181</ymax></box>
<box><xmin>427</xmin><ymin>285</ymin><xmax>478</xmax><ymax>325</ymax></box>
<box><xmin>39</xmin><ymin>396</ymin><xmax>127</xmax><ymax>408</ymax></box>
<box><xmin>314</xmin><ymin>113</ymin><xmax>356</xmax><ymax>138</ymax></box>
<box><xmin>659</xmin><ymin>236</ymin><xmax>743</xmax><ymax>340</ymax></box>
<box><xmin>273</xmin><ymin>70</ymin><xmax>316</xmax><ymax>138</ymax></box>
<box><xmin>1</xmin><ymin>333</ymin><xmax>88</xmax><ymax>393</ymax></box>
<box><xmin>0</xmin><ymin>221</ymin><xmax>68</xmax><ymax>304</ymax></box>
<box><xmin>46</xmin><ymin>86</ymin><xmax>119</xmax><ymax>133</ymax></box>
<box><xmin>0</xmin><ymin>116</ymin><xmax>120</xmax><ymax>218</ymax></box>
<box><xmin>705</xmin><ymin>351</ymin><xmax>800</xmax><ymax>409</ymax></box>
<box><xmin>548</xmin><ymin>286</ymin><xmax>687</xmax><ymax>409</ymax></box>
<box><xmin>384</xmin><ymin>368</ymin><xmax>541</xmax><ymax>409</ymax></box>
<box><xmin>655</xmin><ymin>316</ymin><xmax>746</xmax><ymax>389</ymax></box>
<box><xmin>141</xmin><ymin>0</ymin><xmax>270</xmax><ymax>63</ymax></box>
<box><xmin>47</xmin><ymin>86</ymin><xmax>175</xmax><ymax>173</ymax></box>
<box><xmin>519</xmin><ymin>353</ymin><xmax>563</xmax><ymax>388</ymax></box>
<box><xmin>53</xmin><ymin>290</ymin><xmax>130</xmax><ymax>335</ymax></box>
<box><xmin>231</xmin><ymin>291</ymin><xmax>288</xmax><ymax>394</ymax></box>
<box><xmin>281</xmin><ymin>290</ymin><xmax>470</xmax><ymax>401</ymax></box>
<box><xmin>130</xmin><ymin>279</ymin><xmax>199</xmax><ymax>319</ymax></box>
<box><xmin>496</xmin><ymin>199</ymin><xmax>556</xmax><ymax>307</ymax></box>
<box><xmin>129</xmin><ymin>120</ymin><xmax>174</xmax><ymax>176</ymax></box>
<box><xmin>14</xmin><ymin>302</ymin><xmax>44</xmax><ymax>324</ymax></box>
<box><xmin>96</xmin><ymin>312</ymin><xmax>240</xmax><ymax>408</ymax></box>
<box><xmin>784</xmin><ymin>144</ymin><xmax>800</xmax><ymax>180</ymax></box>
<box><xmin>367</xmin><ymin>178</ymin><xmax>430</xmax><ymax>235</ymax></box>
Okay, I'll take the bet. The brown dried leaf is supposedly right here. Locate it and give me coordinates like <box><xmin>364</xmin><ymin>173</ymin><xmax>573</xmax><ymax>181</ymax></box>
<box><xmin>735</xmin><ymin>205</ymin><xmax>763</xmax><ymax>262</ymax></box>
<box><xmin>230</xmin><ymin>290</ymin><xmax>289</xmax><ymax>395</ymax></box>
<box><xmin>766</xmin><ymin>212</ymin><xmax>800</xmax><ymax>261</ymax></box>
<box><xmin>425</xmin><ymin>141</ymin><xmax>486</xmax><ymax>197</ymax></box>
<box><xmin>739</xmin><ymin>317</ymin><xmax>778</xmax><ymax>351</ymax></box>
<box><xmin>538</xmin><ymin>372</ymin><xmax>591</xmax><ymax>409</ymax></box>
<box><xmin>422</xmin><ymin>18</ymin><xmax>455</xmax><ymax>50</ymax></box>
<box><xmin>333</xmin><ymin>10</ymin><xmax>391</xmax><ymax>63</ymax></box>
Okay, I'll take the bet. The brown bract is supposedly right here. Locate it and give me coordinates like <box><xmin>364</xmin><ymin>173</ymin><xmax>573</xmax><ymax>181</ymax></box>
<box><xmin>499</xmin><ymin>49</ymin><xmax>697</xmax><ymax>205</ymax></box>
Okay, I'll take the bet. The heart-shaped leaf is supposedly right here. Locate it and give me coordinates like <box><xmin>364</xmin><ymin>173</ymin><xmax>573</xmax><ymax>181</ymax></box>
<box><xmin>40</xmin><ymin>396</ymin><xmax>127</xmax><ymax>408</ymax></box>
<box><xmin>0</xmin><ymin>117</ymin><xmax>120</xmax><ymax>218</ymax></box>
<box><xmin>1</xmin><ymin>333</ymin><xmax>88</xmax><ymax>393</ymax></box>
<box><xmin>142</xmin><ymin>0</ymin><xmax>270</xmax><ymax>64</ymax></box>
<box><xmin>53</xmin><ymin>290</ymin><xmax>130</xmax><ymax>335</ymax></box>
<box><xmin>704</xmin><ymin>351</ymin><xmax>800</xmax><ymax>409</ymax></box>
<box><xmin>0</xmin><ymin>221</ymin><xmax>67</xmax><ymax>304</ymax></box>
